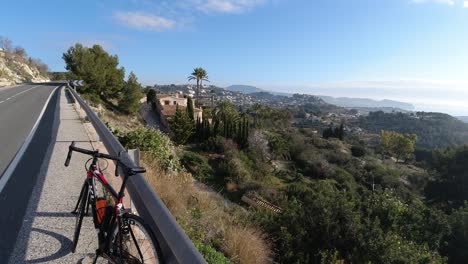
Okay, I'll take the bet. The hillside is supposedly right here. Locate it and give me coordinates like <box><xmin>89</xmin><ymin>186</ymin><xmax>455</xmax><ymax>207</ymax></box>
<box><xmin>226</xmin><ymin>84</ymin><xmax>263</xmax><ymax>93</ymax></box>
<box><xmin>320</xmin><ymin>95</ymin><xmax>414</xmax><ymax>110</ymax></box>
<box><xmin>456</xmin><ymin>116</ymin><xmax>468</xmax><ymax>123</ymax></box>
<box><xmin>359</xmin><ymin>111</ymin><xmax>468</xmax><ymax>148</ymax></box>
<box><xmin>0</xmin><ymin>49</ymin><xmax>49</xmax><ymax>86</ymax></box>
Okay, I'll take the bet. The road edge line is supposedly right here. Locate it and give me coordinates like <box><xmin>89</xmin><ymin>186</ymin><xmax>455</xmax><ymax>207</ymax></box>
<box><xmin>0</xmin><ymin>85</ymin><xmax>62</xmax><ymax>194</ymax></box>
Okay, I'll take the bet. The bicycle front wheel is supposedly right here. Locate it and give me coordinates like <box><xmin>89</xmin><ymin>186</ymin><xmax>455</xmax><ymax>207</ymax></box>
<box><xmin>110</xmin><ymin>214</ymin><xmax>163</xmax><ymax>264</ymax></box>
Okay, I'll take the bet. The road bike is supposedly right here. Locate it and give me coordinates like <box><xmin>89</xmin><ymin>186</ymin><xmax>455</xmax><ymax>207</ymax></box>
<box><xmin>65</xmin><ymin>141</ymin><xmax>163</xmax><ymax>263</ymax></box>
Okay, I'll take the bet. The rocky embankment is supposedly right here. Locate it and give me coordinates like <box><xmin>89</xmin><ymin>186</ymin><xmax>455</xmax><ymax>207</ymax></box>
<box><xmin>0</xmin><ymin>50</ymin><xmax>49</xmax><ymax>86</ymax></box>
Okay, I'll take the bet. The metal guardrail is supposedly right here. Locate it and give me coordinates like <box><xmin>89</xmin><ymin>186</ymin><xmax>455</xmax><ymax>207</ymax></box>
<box><xmin>68</xmin><ymin>87</ymin><xmax>206</xmax><ymax>264</ymax></box>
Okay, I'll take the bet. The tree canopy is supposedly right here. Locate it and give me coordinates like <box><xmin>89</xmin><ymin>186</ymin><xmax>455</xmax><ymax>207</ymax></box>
<box><xmin>380</xmin><ymin>130</ymin><xmax>417</xmax><ymax>162</ymax></box>
<box><xmin>170</xmin><ymin>106</ymin><xmax>194</xmax><ymax>145</ymax></box>
<box><xmin>63</xmin><ymin>43</ymin><xmax>125</xmax><ymax>102</ymax></box>
<box><xmin>119</xmin><ymin>72</ymin><xmax>143</xmax><ymax>113</ymax></box>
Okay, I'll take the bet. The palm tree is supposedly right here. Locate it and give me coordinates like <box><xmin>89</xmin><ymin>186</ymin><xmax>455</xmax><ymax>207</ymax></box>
<box><xmin>187</xmin><ymin>67</ymin><xmax>209</xmax><ymax>107</ymax></box>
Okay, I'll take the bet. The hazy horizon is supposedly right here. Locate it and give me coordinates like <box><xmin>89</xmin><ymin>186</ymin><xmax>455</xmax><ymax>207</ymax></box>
<box><xmin>2</xmin><ymin>0</ymin><xmax>468</xmax><ymax>116</ymax></box>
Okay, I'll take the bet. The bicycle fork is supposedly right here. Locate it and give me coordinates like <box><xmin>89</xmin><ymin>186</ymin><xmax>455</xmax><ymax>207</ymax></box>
<box><xmin>72</xmin><ymin>183</ymin><xmax>86</xmax><ymax>214</ymax></box>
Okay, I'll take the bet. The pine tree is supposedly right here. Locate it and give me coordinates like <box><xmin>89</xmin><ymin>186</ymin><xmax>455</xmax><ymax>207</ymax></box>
<box><xmin>119</xmin><ymin>72</ymin><xmax>143</xmax><ymax>114</ymax></box>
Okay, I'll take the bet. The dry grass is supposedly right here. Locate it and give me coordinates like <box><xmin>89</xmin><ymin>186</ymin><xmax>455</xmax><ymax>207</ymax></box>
<box><xmin>141</xmin><ymin>152</ymin><xmax>272</xmax><ymax>264</ymax></box>
<box><xmin>101</xmin><ymin>107</ymin><xmax>145</xmax><ymax>133</ymax></box>
<box><xmin>222</xmin><ymin>226</ymin><xmax>271</xmax><ymax>264</ymax></box>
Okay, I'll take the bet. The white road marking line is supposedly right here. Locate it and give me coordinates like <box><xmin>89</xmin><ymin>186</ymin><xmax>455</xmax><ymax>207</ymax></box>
<box><xmin>0</xmin><ymin>85</ymin><xmax>38</xmax><ymax>105</ymax></box>
<box><xmin>0</xmin><ymin>85</ymin><xmax>61</xmax><ymax>194</ymax></box>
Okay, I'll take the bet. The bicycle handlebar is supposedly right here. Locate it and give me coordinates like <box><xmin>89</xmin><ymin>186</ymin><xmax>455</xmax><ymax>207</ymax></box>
<box><xmin>64</xmin><ymin>141</ymin><xmax>145</xmax><ymax>175</ymax></box>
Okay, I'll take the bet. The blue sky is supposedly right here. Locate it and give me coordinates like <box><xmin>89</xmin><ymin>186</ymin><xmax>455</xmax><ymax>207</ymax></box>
<box><xmin>2</xmin><ymin>0</ymin><xmax>468</xmax><ymax>114</ymax></box>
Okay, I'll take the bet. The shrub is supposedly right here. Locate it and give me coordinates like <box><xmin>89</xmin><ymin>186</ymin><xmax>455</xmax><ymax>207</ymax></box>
<box><xmin>202</xmin><ymin>136</ymin><xmax>238</xmax><ymax>154</ymax></box>
<box><xmin>182</xmin><ymin>151</ymin><xmax>214</xmax><ymax>182</ymax></box>
<box><xmin>220</xmin><ymin>150</ymin><xmax>252</xmax><ymax>184</ymax></box>
<box><xmin>193</xmin><ymin>240</ymin><xmax>232</xmax><ymax>264</ymax></box>
<box><xmin>82</xmin><ymin>92</ymin><xmax>102</xmax><ymax>105</ymax></box>
<box><xmin>120</xmin><ymin>127</ymin><xmax>177</xmax><ymax>170</ymax></box>
<box><xmin>325</xmin><ymin>151</ymin><xmax>350</xmax><ymax>165</ymax></box>
<box><xmin>351</xmin><ymin>145</ymin><xmax>366</xmax><ymax>157</ymax></box>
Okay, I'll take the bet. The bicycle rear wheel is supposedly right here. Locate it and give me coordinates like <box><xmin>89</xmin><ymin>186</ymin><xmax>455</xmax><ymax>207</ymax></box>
<box><xmin>71</xmin><ymin>182</ymin><xmax>88</xmax><ymax>253</ymax></box>
<box><xmin>110</xmin><ymin>214</ymin><xmax>163</xmax><ymax>264</ymax></box>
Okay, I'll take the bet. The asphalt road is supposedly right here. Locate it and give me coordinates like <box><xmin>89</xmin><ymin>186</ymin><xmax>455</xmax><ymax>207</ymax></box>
<box><xmin>0</xmin><ymin>83</ymin><xmax>61</xmax><ymax>262</ymax></box>
<box><xmin>0</xmin><ymin>84</ymin><xmax>58</xmax><ymax>176</ymax></box>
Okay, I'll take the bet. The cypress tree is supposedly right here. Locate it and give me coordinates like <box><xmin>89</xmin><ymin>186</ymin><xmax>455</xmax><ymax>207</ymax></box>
<box><xmin>338</xmin><ymin>123</ymin><xmax>345</xmax><ymax>140</ymax></box>
<box><xmin>169</xmin><ymin>105</ymin><xmax>194</xmax><ymax>145</ymax></box>
<box><xmin>187</xmin><ymin>96</ymin><xmax>194</xmax><ymax>121</ymax></box>
<box><xmin>213</xmin><ymin>117</ymin><xmax>219</xmax><ymax>137</ymax></box>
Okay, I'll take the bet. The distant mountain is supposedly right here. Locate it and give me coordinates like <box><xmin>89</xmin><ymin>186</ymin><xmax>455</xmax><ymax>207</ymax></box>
<box><xmin>319</xmin><ymin>96</ymin><xmax>414</xmax><ymax>111</ymax></box>
<box><xmin>226</xmin><ymin>85</ymin><xmax>263</xmax><ymax>94</ymax></box>
<box><xmin>226</xmin><ymin>85</ymin><xmax>414</xmax><ymax>110</ymax></box>
<box><xmin>456</xmin><ymin>116</ymin><xmax>468</xmax><ymax>123</ymax></box>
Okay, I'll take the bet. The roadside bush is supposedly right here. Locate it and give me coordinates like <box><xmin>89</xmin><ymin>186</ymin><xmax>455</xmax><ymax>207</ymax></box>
<box><xmin>120</xmin><ymin>127</ymin><xmax>178</xmax><ymax>170</ymax></box>
<box><xmin>351</xmin><ymin>145</ymin><xmax>366</xmax><ymax>157</ymax></box>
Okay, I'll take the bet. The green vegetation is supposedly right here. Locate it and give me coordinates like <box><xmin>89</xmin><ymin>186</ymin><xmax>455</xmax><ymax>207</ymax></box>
<box><xmin>95</xmin><ymin>63</ymin><xmax>468</xmax><ymax>263</ymax></box>
<box><xmin>146</xmin><ymin>89</ymin><xmax>156</xmax><ymax>105</ymax></box>
<box><xmin>170</xmin><ymin>106</ymin><xmax>194</xmax><ymax>145</ymax></box>
<box><xmin>360</xmin><ymin>111</ymin><xmax>468</xmax><ymax>148</ymax></box>
<box><xmin>380</xmin><ymin>130</ymin><xmax>417</xmax><ymax>162</ymax></box>
<box><xmin>192</xmin><ymin>240</ymin><xmax>232</xmax><ymax>264</ymax></box>
<box><xmin>187</xmin><ymin>96</ymin><xmax>195</xmax><ymax>121</ymax></box>
<box><xmin>119</xmin><ymin>127</ymin><xmax>179</xmax><ymax>170</ymax></box>
<box><xmin>322</xmin><ymin>123</ymin><xmax>345</xmax><ymax>140</ymax></box>
<box><xmin>63</xmin><ymin>43</ymin><xmax>143</xmax><ymax>113</ymax></box>
<box><xmin>63</xmin><ymin>43</ymin><xmax>125</xmax><ymax>103</ymax></box>
<box><xmin>119</xmin><ymin>72</ymin><xmax>143</xmax><ymax>114</ymax></box>
<box><xmin>49</xmin><ymin>71</ymin><xmax>70</xmax><ymax>81</ymax></box>
<box><xmin>166</xmin><ymin>100</ymin><xmax>468</xmax><ymax>263</ymax></box>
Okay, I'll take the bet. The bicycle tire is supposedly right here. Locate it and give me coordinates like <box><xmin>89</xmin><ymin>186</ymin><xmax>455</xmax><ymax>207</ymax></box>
<box><xmin>71</xmin><ymin>182</ymin><xmax>88</xmax><ymax>253</ymax></box>
<box><xmin>110</xmin><ymin>214</ymin><xmax>163</xmax><ymax>264</ymax></box>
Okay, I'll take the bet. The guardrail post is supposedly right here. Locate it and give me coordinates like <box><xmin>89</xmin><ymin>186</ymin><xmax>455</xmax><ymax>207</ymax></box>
<box><xmin>127</xmin><ymin>149</ymin><xmax>139</xmax><ymax>211</ymax></box>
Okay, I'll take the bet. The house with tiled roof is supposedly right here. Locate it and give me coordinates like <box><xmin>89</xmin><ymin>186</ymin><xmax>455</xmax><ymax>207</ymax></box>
<box><xmin>155</xmin><ymin>93</ymin><xmax>202</xmax><ymax>128</ymax></box>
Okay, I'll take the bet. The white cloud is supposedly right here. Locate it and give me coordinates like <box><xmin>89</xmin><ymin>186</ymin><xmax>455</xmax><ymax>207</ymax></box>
<box><xmin>464</xmin><ymin>0</ymin><xmax>468</xmax><ymax>7</ymax></box>
<box><xmin>191</xmin><ymin>0</ymin><xmax>268</xmax><ymax>14</ymax></box>
<box><xmin>412</xmin><ymin>0</ymin><xmax>455</xmax><ymax>5</ymax></box>
<box><xmin>113</xmin><ymin>11</ymin><xmax>175</xmax><ymax>31</ymax></box>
